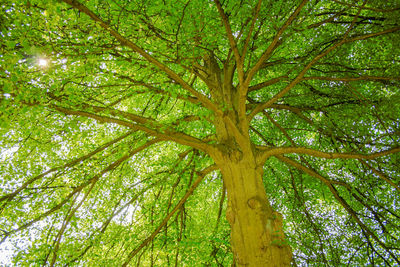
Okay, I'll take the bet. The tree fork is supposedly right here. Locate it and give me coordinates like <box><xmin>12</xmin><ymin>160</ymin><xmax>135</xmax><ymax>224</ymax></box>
<box><xmin>204</xmin><ymin>50</ymin><xmax>292</xmax><ymax>265</ymax></box>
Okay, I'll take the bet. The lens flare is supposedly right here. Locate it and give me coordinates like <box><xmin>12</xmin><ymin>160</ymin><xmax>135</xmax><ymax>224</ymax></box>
<box><xmin>38</xmin><ymin>58</ymin><xmax>48</xmax><ymax>67</ymax></box>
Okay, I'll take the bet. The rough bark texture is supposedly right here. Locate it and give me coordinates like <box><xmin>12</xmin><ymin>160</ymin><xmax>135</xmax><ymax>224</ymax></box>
<box><xmin>203</xmin><ymin>52</ymin><xmax>292</xmax><ymax>266</ymax></box>
<box><xmin>213</xmin><ymin>152</ymin><xmax>292</xmax><ymax>266</ymax></box>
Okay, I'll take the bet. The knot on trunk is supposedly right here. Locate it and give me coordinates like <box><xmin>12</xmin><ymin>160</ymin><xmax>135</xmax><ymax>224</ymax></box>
<box><xmin>247</xmin><ymin>196</ymin><xmax>263</xmax><ymax>209</ymax></box>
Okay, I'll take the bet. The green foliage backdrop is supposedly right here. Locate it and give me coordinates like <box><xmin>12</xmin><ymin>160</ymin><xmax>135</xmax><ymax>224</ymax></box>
<box><xmin>1</xmin><ymin>0</ymin><xmax>399</xmax><ymax>265</ymax></box>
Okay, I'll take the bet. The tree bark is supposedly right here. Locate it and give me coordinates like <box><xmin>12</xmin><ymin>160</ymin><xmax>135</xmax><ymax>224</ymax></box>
<box><xmin>203</xmin><ymin>52</ymin><xmax>292</xmax><ymax>266</ymax></box>
<box><xmin>213</xmin><ymin>151</ymin><xmax>292</xmax><ymax>266</ymax></box>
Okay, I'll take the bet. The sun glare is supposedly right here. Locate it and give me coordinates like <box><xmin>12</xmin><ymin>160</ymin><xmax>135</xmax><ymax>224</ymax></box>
<box><xmin>38</xmin><ymin>58</ymin><xmax>48</xmax><ymax>67</ymax></box>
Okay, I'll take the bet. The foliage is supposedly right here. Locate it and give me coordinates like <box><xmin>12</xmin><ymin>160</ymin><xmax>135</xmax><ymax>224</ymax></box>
<box><xmin>1</xmin><ymin>0</ymin><xmax>400</xmax><ymax>265</ymax></box>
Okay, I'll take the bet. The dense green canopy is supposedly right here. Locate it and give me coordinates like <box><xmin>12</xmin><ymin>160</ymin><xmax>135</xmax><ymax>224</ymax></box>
<box><xmin>1</xmin><ymin>0</ymin><xmax>399</xmax><ymax>265</ymax></box>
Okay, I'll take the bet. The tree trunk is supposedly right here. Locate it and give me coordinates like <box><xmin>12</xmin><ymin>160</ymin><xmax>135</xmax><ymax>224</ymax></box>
<box><xmin>203</xmin><ymin>52</ymin><xmax>292</xmax><ymax>265</ymax></box>
<box><xmin>214</xmin><ymin>152</ymin><xmax>292</xmax><ymax>266</ymax></box>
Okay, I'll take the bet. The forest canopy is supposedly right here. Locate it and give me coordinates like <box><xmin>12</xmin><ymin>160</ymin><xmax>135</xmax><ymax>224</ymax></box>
<box><xmin>1</xmin><ymin>0</ymin><xmax>400</xmax><ymax>266</ymax></box>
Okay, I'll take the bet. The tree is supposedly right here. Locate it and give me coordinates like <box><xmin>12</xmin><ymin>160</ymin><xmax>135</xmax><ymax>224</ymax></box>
<box><xmin>1</xmin><ymin>0</ymin><xmax>399</xmax><ymax>265</ymax></box>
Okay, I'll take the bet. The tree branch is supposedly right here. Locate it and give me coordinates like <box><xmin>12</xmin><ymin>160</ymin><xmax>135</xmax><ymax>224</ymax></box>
<box><xmin>213</xmin><ymin>0</ymin><xmax>244</xmax><ymax>84</ymax></box>
<box><xmin>1</xmin><ymin>141</ymin><xmax>157</xmax><ymax>244</ymax></box>
<box><xmin>359</xmin><ymin>160</ymin><xmax>400</xmax><ymax>192</ymax></box>
<box><xmin>0</xmin><ymin>132</ymin><xmax>131</xmax><ymax>205</ymax></box>
<box><xmin>248</xmin><ymin>75</ymin><xmax>289</xmax><ymax>92</ymax></box>
<box><xmin>244</xmin><ymin>0</ymin><xmax>308</xmax><ymax>87</ymax></box>
<box><xmin>61</xmin><ymin>0</ymin><xmax>221</xmax><ymax>116</ymax></box>
<box><xmin>344</xmin><ymin>26</ymin><xmax>400</xmax><ymax>43</ymax></box>
<box><xmin>65</xmin><ymin>178</ymin><xmax>157</xmax><ymax>265</ymax></box>
<box><xmin>52</xmin><ymin>105</ymin><xmax>211</xmax><ymax>152</ymax></box>
<box><xmin>257</xmin><ymin>146</ymin><xmax>400</xmax><ymax>164</ymax></box>
<box><xmin>241</xmin><ymin>0</ymin><xmax>262</xmax><ymax>60</ymax></box>
<box><xmin>277</xmin><ymin>155</ymin><xmax>400</xmax><ymax>264</ymax></box>
<box><xmin>303</xmin><ymin>75</ymin><xmax>400</xmax><ymax>82</ymax></box>
<box><xmin>248</xmin><ymin>4</ymin><xmax>393</xmax><ymax>121</ymax></box>
<box><xmin>332</xmin><ymin>0</ymin><xmax>400</xmax><ymax>12</ymax></box>
<box><xmin>114</xmin><ymin>74</ymin><xmax>201</xmax><ymax>105</ymax></box>
<box><xmin>122</xmin><ymin>164</ymin><xmax>217</xmax><ymax>266</ymax></box>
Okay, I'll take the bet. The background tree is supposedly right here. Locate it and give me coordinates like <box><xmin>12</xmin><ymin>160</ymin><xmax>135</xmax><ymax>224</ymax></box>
<box><xmin>1</xmin><ymin>0</ymin><xmax>399</xmax><ymax>265</ymax></box>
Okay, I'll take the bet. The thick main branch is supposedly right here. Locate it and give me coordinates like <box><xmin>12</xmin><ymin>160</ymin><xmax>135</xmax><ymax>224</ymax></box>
<box><xmin>257</xmin><ymin>146</ymin><xmax>400</xmax><ymax>164</ymax></box>
<box><xmin>52</xmin><ymin>105</ymin><xmax>211</xmax><ymax>152</ymax></box>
